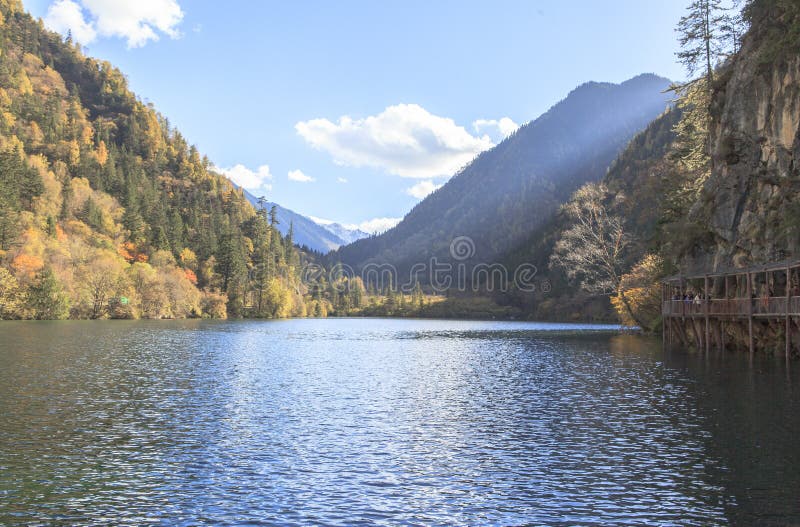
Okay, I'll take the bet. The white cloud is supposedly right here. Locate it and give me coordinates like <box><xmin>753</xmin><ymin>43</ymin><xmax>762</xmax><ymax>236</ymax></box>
<box><xmin>337</xmin><ymin>177</ymin><xmax>348</xmax><ymax>184</ymax></box>
<box><xmin>288</xmin><ymin>169</ymin><xmax>315</xmax><ymax>183</ymax></box>
<box><xmin>311</xmin><ymin>215</ymin><xmax>398</xmax><ymax>235</ymax></box>
<box><xmin>43</xmin><ymin>0</ymin><xmax>184</xmax><ymax>48</ymax></box>
<box><xmin>345</xmin><ymin>217</ymin><xmax>402</xmax><ymax>235</ymax></box>
<box><xmin>472</xmin><ymin>117</ymin><xmax>519</xmax><ymax>143</ymax></box>
<box><xmin>310</xmin><ymin>215</ymin><xmax>401</xmax><ymax>235</ymax></box>
<box><xmin>44</xmin><ymin>0</ymin><xmax>97</xmax><ymax>44</ymax></box>
<box><xmin>296</xmin><ymin>104</ymin><xmax>495</xmax><ymax>179</ymax></box>
<box><xmin>308</xmin><ymin>215</ymin><xmax>334</xmax><ymax>226</ymax></box>
<box><xmin>405</xmin><ymin>180</ymin><xmax>441</xmax><ymax>199</ymax></box>
<box><xmin>215</xmin><ymin>164</ymin><xmax>273</xmax><ymax>191</ymax></box>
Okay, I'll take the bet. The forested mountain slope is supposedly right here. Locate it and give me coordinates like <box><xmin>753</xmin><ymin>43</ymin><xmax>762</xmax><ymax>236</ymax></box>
<box><xmin>497</xmin><ymin>108</ymin><xmax>682</xmax><ymax>322</ymax></box>
<box><xmin>332</xmin><ymin>74</ymin><xmax>672</xmax><ymax>279</ymax></box>
<box><xmin>0</xmin><ymin>0</ymin><xmax>308</xmax><ymax>319</ymax></box>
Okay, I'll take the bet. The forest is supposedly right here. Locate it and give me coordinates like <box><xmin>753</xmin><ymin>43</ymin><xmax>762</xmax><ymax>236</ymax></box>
<box><xmin>0</xmin><ymin>0</ymin><xmax>312</xmax><ymax>319</ymax></box>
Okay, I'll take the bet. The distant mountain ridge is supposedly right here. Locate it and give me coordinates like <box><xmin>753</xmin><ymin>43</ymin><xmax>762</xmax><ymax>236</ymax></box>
<box><xmin>332</xmin><ymin>73</ymin><xmax>673</xmax><ymax>278</ymax></box>
<box><xmin>316</xmin><ymin>221</ymin><xmax>370</xmax><ymax>245</ymax></box>
<box><xmin>241</xmin><ymin>190</ymin><xmax>366</xmax><ymax>253</ymax></box>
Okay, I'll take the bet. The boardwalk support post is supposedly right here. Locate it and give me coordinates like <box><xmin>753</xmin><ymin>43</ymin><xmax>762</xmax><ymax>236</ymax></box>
<box><xmin>787</xmin><ymin>265</ymin><xmax>791</xmax><ymax>362</ymax></box>
<box><xmin>747</xmin><ymin>271</ymin><xmax>754</xmax><ymax>357</ymax></box>
<box><xmin>704</xmin><ymin>275</ymin><xmax>710</xmax><ymax>355</ymax></box>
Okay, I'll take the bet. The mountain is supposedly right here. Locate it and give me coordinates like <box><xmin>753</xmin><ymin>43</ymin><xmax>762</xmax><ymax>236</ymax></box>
<box><xmin>317</xmin><ymin>222</ymin><xmax>370</xmax><ymax>246</ymax></box>
<box><xmin>332</xmin><ymin>74</ymin><xmax>673</xmax><ymax>279</ymax></box>
<box><xmin>241</xmin><ymin>190</ymin><xmax>350</xmax><ymax>253</ymax></box>
<box><xmin>0</xmin><ymin>0</ymin><xmax>307</xmax><ymax>320</ymax></box>
<box><xmin>496</xmin><ymin>107</ymin><xmax>682</xmax><ymax>322</ymax></box>
<box><xmin>496</xmin><ymin>0</ymin><xmax>800</xmax><ymax>332</ymax></box>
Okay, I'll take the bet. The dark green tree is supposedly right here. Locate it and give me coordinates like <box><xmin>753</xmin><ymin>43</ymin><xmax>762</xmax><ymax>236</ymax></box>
<box><xmin>27</xmin><ymin>267</ymin><xmax>70</xmax><ymax>320</ymax></box>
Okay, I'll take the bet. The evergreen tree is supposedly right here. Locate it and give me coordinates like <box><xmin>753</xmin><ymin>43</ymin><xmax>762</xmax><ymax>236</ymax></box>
<box><xmin>27</xmin><ymin>267</ymin><xmax>70</xmax><ymax>320</ymax></box>
<box><xmin>153</xmin><ymin>226</ymin><xmax>170</xmax><ymax>251</ymax></box>
<box><xmin>60</xmin><ymin>177</ymin><xmax>73</xmax><ymax>220</ymax></box>
<box><xmin>83</xmin><ymin>197</ymin><xmax>104</xmax><ymax>231</ymax></box>
<box><xmin>677</xmin><ymin>0</ymin><xmax>731</xmax><ymax>84</ymax></box>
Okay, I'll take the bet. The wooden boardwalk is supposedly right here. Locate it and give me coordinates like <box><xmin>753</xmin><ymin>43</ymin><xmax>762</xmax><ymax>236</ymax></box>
<box><xmin>662</xmin><ymin>260</ymin><xmax>800</xmax><ymax>358</ymax></box>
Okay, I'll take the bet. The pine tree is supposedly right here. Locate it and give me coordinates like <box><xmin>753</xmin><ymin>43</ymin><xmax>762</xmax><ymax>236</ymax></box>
<box><xmin>676</xmin><ymin>0</ymin><xmax>730</xmax><ymax>84</ymax></box>
<box><xmin>153</xmin><ymin>226</ymin><xmax>170</xmax><ymax>251</ymax></box>
<box><xmin>217</xmin><ymin>227</ymin><xmax>248</xmax><ymax>315</ymax></box>
<box><xmin>27</xmin><ymin>267</ymin><xmax>70</xmax><ymax>320</ymax></box>
<box><xmin>268</xmin><ymin>205</ymin><xmax>279</xmax><ymax>227</ymax></box>
<box><xmin>83</xmin><ymin>197</ymin><xmax>104</xmax><ymax>230</ymax></box>
<box><xmin>169</xmin><ymin>209</ymin><xmax>185</xmax><ymax>253</ymax></box>
<box><xmin>60</xmin><ymin>177</ymin><xmax>73</xmax><ymax>220</ymax></box>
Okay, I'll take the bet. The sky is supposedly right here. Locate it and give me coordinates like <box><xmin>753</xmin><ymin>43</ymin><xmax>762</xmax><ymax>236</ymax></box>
<box><xmin>23</xmin><ymin>0</ymin><xmax>691</xmax><ymax>233</ymax></box>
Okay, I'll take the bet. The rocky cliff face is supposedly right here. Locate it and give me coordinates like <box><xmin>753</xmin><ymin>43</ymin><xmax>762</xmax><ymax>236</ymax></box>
<box><xmin>700</xmin><ymin>11</ymin><xmax>800</xmax><ymax>270</ymax></box>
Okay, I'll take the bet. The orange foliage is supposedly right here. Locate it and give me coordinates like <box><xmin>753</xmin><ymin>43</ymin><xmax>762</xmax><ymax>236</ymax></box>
<box><xmin>117</xmin><ymin>241</ymin><xmax>135</xmax><ymax>262</ymax></box>
<box><xmin>183</xmin><ymin>268</ymin><xmax>198</xmax><ymax>285</ymax></box>
<box><xmin>135</xmin><ymin>253</ymin><xmax>149</xmax><ymax>263</ymax></box>
<box><xmin>55</xmin><ymin>225</ymin><xmax>67</xmax><ymax>241</ymax></box>
<box><xmin>11</xmin><ymin>253</ymin><xmax>44</xmax><ymax>276</ymax></box>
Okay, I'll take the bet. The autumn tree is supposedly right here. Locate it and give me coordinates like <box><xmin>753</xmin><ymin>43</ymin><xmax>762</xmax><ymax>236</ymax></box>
<box><xmin>78</xmin><ymin>252</ymin><xmax>128</xmax><ymax>318</ymax></box>
<box><xmin>550</xmin><ymin>183</ymin><xmax>644</xmax><ymax>327</ymax></box>
<box><xmin>611</xmin><ymin>254</ymin><xmax>664</xmax><ymax>331</ymax></box>
<box><xmin>0</xmin><ymin>267</ymin><xmax>24</xmax><ymax>318</ymax></box>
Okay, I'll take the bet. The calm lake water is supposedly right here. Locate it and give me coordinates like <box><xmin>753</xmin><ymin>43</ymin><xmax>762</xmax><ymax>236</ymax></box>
<box><xmin>0</xmin><ymin>318</ymin><xmax>799</xmax><ymax>526</ymax></box>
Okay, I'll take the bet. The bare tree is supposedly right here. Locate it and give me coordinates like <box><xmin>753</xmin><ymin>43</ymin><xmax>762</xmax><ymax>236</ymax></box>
<box><xmin>550</xmin><ymin>183</ymin><xmax>644</xmax><ymax>327</ymax></box>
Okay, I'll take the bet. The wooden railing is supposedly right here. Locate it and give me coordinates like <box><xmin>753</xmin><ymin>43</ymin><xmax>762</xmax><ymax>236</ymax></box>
<box><xmin>663</xmin><ymin>297</ymin><xmax>800</xmax><ymax>317</ymax></box>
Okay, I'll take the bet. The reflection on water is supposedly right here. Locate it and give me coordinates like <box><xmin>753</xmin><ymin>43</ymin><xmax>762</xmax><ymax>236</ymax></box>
<box><xmin>0</xmin><ymin>319</ymin><xmax>798</xmax><ymax>525</ymax></box>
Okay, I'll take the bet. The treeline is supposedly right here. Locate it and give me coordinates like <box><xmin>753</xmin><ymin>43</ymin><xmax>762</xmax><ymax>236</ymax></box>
<box><xmin>304</xmin><ymin>275</ymin><xmax>520</xmax><ymax>320</ymax></box>
<box><xmin>0</xmin><ymin>0</ymin><xmax>307</xmax><ymax>319</ymax></box>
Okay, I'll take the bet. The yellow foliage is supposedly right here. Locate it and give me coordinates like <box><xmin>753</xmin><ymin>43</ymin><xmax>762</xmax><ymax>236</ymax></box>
<box><xmin>27</xmin><ymin>121</ymin><xmax>43</xmax><ymax>145</ymax></box>
<box><xmin>261</xmin><ymin>277</ymin><xmax>296</xmax><ymax>318</ymax></box>
<box><xmin>74</xmin><ymin>250</ymin><xmax>129</xmax><ymax>318</ymax></box>
<box><xmin>0</xmin><ymin>110</ymin><xmax>15</xmax><ymax>129</ymax></box>
<box><xmin>126</xmin><ymin>261</ymin><xmax>201</xmax><ymax>318</ymax></box>
<box><xmin>68</xmin><ymin>140</ymin><xmax>80</xmax><ymax>166</ymax></box>
<box><xmin>179</xmin><ymin>247</ymin><xmax>198</xmax><ymax>270</ymax></box>
<box><xmin>80</xmin><ymin>125</ymin><xmax>93</xmax><ymax>146</ymax></box>
<box><xmin>201</xmin><ymin>290</ymin><xmax>228</xmax><ymax>319</ymax></box>
<box><xmin>33</xmin><ymin>166</ymin><xmax>62</xmax><ymax>220</ymax></box>
<box><xmin>95</xmin><ymin>140</ymin><xmax>108</xmax><ymax>166</ymax></box>
<box><xmin>22</xmin><ymin>53</ymin><xmax>67</xmax><ymax>97</ymax></box>
<box><xmin>64</xmin><ymin>219</ymin><xmax>92</xmax><ymax>240</ymax></box>
<box><xmin>15</xmin><ymin>70</ymin><xmax>32</xmax><ymax>95</ymax></box>
<box><xmin>0</xmin><ymin>267</ymin><xmax>23</xmax><ymax>318</ymax></box>
<box><xmin>612</xmin><ymin>254</ymin><xmax>664</xmax><ymax>330</ymax></box>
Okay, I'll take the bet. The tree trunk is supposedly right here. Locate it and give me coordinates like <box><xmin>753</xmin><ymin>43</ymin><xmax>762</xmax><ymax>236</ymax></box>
<box><xmin>705</xmin><ymin>0</ymin><xmax>713</xmax><ymax>84</ymax></box>
<box><xmin>617</xmin><ymin>287</ymin><xmax>648</xmax><ymax>330</ymax></box>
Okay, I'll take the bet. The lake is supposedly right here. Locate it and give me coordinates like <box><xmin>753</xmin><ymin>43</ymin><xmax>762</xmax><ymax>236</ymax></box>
<box><xmin>0</xmin><ymin>318</ymin><xmax>798</xmax><ymax>525</ymax></box>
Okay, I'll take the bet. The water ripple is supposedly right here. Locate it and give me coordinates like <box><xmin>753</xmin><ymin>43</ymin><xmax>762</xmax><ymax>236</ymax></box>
<box><xmin>0</xmin><ymin>319</ymin><xmax>799</xmax><ymax>525</ymax></box>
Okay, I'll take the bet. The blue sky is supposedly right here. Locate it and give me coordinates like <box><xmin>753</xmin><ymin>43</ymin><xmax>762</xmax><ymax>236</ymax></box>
<box><xmin>25</xmin><ymin>0</ymin><xmax>690</xmax><ymax>232</ymax></box>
